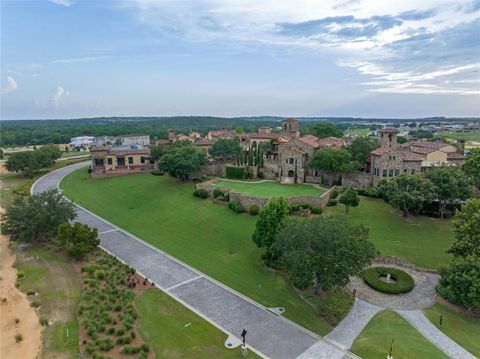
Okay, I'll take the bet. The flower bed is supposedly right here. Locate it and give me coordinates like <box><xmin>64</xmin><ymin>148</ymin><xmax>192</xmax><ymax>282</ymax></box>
<box><xmin>363</xmin><ymin>267</ymin><xmax>414</xmax><ymax>294</ymax></box>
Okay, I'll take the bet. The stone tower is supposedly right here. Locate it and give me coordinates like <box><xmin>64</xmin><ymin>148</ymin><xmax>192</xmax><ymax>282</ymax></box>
<box><xmin>168</xmin><ymin>128</ymin><xmax>176</xmax><ymax>142</ymax></box>
<box><xmin>282</xmin><ymin>118</ymin><xmax>300</xmax><ymax>138</ymax></box>
<box><xmin>379</xmin><ymin>128</ymin><xmax>398</xmax><ymax>149</ymax></box>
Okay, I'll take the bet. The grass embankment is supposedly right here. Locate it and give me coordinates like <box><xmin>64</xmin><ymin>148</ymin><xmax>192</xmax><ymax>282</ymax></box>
<box><xmin>15</xmin><ymin>247</ymin><xmax>81</xmax><ymax>358</ymax></box>
<box><xmin>61</xmin><ymin>169</ymin><xmax>350</xmax><ymax>335</ymax></box>
<box><xmin>351</xmin><ymin>311</ymin><xmax>449</xmax><ymax>359</ymax></box>
<box><xmin>423</xmin><ymin>304</ymin><xmax>480</xmax><ymax>357</ymax></box>
<box><xmin>137</xmin><ymin>290</ymin><xmax>257</xmax><ymax>358</ymax></box>
<box><xmin>326</xmin><ymin>197</ymin><xmax>453</xmax><ymax>269</ymax></box>
<box><xmin>213</xmin><ymin>179</ymin><xmax>325</xmax><ymax>198</ymax></box>
<box><xmin>436</xmin><ymin>130</ymin><xmax>480</xmax><ymax>141</ymax></box>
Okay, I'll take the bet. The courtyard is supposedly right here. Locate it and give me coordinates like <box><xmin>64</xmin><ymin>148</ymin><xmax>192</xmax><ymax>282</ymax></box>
<box><xmin>212</xmin><ymin>179</ymin><xmax>326</xmax><ymax>198</ymax></box>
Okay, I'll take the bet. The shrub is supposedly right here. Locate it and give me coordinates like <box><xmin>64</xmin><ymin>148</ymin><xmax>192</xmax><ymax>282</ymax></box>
<box><xmin>289</xmin><ymin>203</ymin><xmax>300</xmax><ymax>213</ymax></box>
<box><xmin>257</xmin><ymin>171</ymin><xmax>264</xmax><ymax>179</ymax></box>
<box><xmin>94</xmin><ymin>270</ymin><xmax>106</xmax><ymax>280</ymax></box>
<box><xmin>15</xmin><ymin>334</ymin><xmax>23</xmax><ymax>343</ymax></box>
<box><xmin>363</xmin><ymin>267</ymin><xmax>414</xmax><ymax>294</ymax></box>
<box><xmin>15</xmin><ymin>318</ymin><xmax>20</xmax><ymax>324</ymax></box>
<box><xmin>40</xmin><ymin>316</ymin><xmax>49</xmax><ymax>326</ymax></box>
<box><xmin>222</xmin><ymin>193</ymin><xmax>230</xmax><ymax>201</ymax></box>
<box><xmin>249</xmin><ymin>205</ymin><xmax>259</xmax><ymax>216</ymax></box>
<box><xmin>141</xmin><ymin>343</ymin><xmax>150</xmax><ymax>352</ymax></box>
<box><xmin>31</xmin><ymin>300</ymin><xmax>41</xmax><ymax>308</ymax></box>
<box><xmin>298</xmin><ymin>202</ymin><xmax>311</xmax><ymax>210</ymax></box>
<box><xmin>330</xmin><ymin>188</ymin><xmax>339</xmax><ymax>199</ymax></box>
<box><xmin>122</xmin><ymin>345</ymin><xmax>141</xmax><ymax>354</ymax></box>
<box><xmin>226</xmin><ymin>166</ymin><xmax>245</xmax><ymax>179</ymax></box>
<box><xmin>17</xmin><ymin>272</ymin><xmax>25</xmax><ymax>279</ymax></box>
<box><xmin>228</xmin><ymin>200</ymin><xmax>244</xmax><ymax>213</ymax></box>
<box><xmin>213</xmin><ymin>189</ymin><xmax>223</xmax><ymax>198</ymax></box>
<box><xmin>311</xmin><ymin>205</ymin><xmax>323</xmax><ymax>214</ymax></box>
<box><xmin>26</xmin><ymin>290</ymin><xmax>36</xmax><ymax>296</ymax></box>
<box><xmin>326</xmin><ymin>199</ymin><xmax>337</xmax><ymax>207</ymax></box>
<box><xmin>193</xmin><ymin>189</ymin><xmax>208</xmax><ymax>199</ymax></box>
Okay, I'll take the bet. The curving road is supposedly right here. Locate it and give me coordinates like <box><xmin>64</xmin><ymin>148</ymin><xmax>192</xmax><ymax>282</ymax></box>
<box><xmin>31</xmin><ymin>161</ymin><xmax>358</xmax><ymax>359</ymax></box>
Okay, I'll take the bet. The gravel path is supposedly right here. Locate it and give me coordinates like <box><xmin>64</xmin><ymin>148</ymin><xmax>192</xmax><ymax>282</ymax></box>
<box><xmin>32</xmin><ymin>162</ymin><xmax>357</xmax><ymax>359</ymax></box>
<box><xmin>348</xmin><ymin>264</ymin><xmax>439</xmax><ymax>309</ymax></box>
<box><xmin>326</xmin><ymin>299</ymin><xmax>383</xmax><ymax>350</ymax></box>
<box><xmin>397</xmin><ymin>310</ymin><xmax>477</xmax><ymax>359</ymax></box>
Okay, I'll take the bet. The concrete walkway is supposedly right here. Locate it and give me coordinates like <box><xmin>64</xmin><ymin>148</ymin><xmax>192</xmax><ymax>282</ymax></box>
<box><xmin>326</xmin><ymin>299</ymin><xmax>383</xmax><ymax>350</ymax></box>
<box><xmin>397</xmin><ymin>310</ymin><xmax>477</xmax><ymax>359</ymax></box>
<box><xmin>31</xmin><ymin>161</ymin><xmax>357</xmax><ymax>359</ymax></box>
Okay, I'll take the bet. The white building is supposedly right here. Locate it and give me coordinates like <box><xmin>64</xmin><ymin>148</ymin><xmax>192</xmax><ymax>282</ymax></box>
<box><xmin>118</xmin><ymin>134</ymin><xmax>150</xmax><ymax>146</ymax></box>
<box><xmin>95</xmin><ymin>136</ymin><xmax>118</xmax><ymax>146</ymax></box>
<box><xmin>70</xmin><ymin>136</ymin><xmax>96</xmax><ymax>149</ymax></box>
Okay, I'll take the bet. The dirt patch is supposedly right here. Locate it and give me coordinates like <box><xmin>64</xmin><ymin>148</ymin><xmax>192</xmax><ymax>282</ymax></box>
<box><xmin>0</xmin><ymin>234</ymin><xmax>42</xmax><ymax>359</ymax></box>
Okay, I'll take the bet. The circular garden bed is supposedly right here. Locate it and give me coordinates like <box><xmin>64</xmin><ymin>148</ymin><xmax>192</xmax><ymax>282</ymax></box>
<box><xmin>363</xmin><ymin>266</ymin><xmax>415</xmax><ymax>294</ymax></box>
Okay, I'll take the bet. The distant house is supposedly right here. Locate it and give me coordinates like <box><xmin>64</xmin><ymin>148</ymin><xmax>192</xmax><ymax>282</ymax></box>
<box><xmin>118</xmin><ymin>134</ymin><xmax>150</xmax><ymax>146</ymax></box>
<box><xmin>70</xmin><ymin>136</ymin><xmax>96</xmax><ymax>149</ymax></box>
<box><xmin>95</xmin><ymin>136</ymin><xmax>117</xmax><ymax>146</ymax></box>
<box><xmin>90</xmin><ymin>145</ymin><xmax>154</xmax><ymax>177</ymax></box>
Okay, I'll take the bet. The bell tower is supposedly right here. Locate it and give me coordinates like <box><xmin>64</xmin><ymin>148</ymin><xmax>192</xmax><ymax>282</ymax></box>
<box><xmin>281</xmin><ymin>118</ymin><xmax>300</xmax><ymax>138</ymax></box>
<box><xmin>379</xmin><ymin>128</ymin><xmax>398</xmax><ymax>149</ymax></box>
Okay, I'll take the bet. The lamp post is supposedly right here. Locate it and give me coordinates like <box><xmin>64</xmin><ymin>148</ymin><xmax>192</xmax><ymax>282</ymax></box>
<box><xmin>241</xmin><ymin>329</ymin><xmax>248</xmax><ymax>357</ymax></box>
<box><xmin>387</xmin><ymin>338</ymin><xmax>394</xmax><ymax>359</ymax></box>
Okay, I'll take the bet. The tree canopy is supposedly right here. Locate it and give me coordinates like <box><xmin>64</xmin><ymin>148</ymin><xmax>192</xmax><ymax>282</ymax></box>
<box><xmin>309</xmin><ymin>148</ymin><xmax>357</xmax><ymax>174</ymax></box>
<box><xmin>2</xmin><ymin>188</ymin><xmax>76</xmax><ymax>243</ymax></box>
<box><xmin>339</xmin><ymin>187</ymin><xmax>360</xmax><ymax>214</ymax></box>
<box><xmin>347</xmin><ymin>137</ymin><xmax>379</xmax><ymax>164</ymax></box>
<box><xmin>307</xmin><ymin>123</ymin><xmax>343</xmax><ymax>139</ymax></box>
<box><xmin>149</xmin><ymin>145</ymin><xmax>166</xmax><ymax>162</ymax></box>
<box><xmin>252</xmin><ymin>197</ymin><xmax>289</xmax><ymax>262</ymax></box>
<box><xmin>56</xmin><ymin>222</ymin><xmax>100</xmax><ymax>260</ymax></box>
<box><xmin>272</xmin><ymin>216</ymin><xmax>375</xmax><ymax>292</ymax></box>
<box><xmin>158</xmin><ymin>141</ymin><xmax>206</xmax><ymax>181</ymax></box>
<box><xmin>426</xmin><ymin>167</ymin><xmax>471</xmax><ymax>218</ymax></box>
<box><xmin>450</xmin><ymin>199</ymin><xmax>480</xmax><ymax>258</ymax></box>
<box><xmin>209</xmin><ymin>137</ymin><xmax>242</xmax><ymax>159</ymax></box>
<box><xmin>463</xmin><ymin>149</ymin><xmax>480</xmax><ymax>189</ymax></box>
<box><xmin>5</xmin><ymin>145</ymin><xmax>62</xmax><ymax>178</ymax></box>
<box><xmin>377</xmin><ymin>175</ymin><xmax>434</xmax><ymax>216</ymax></box>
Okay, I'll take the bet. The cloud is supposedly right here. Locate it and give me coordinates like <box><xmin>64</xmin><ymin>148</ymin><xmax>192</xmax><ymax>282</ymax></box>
<box><xmin>51</xmin><ymin>56</ymin><xmax>109</xmax><ymax>64</ymax></box>
<box><xmin>2</xmin><ymin>76</ymin><xmax>18</xmax><ymax>94</ymax></box>
<box><xmin>52</xmin><ymin>86</ymin><xmax>70</xmax><ymax>106</ymax></box>
<box><xmin>123</xmin><ymin>0</ymin><xmax>480</xmax><ymax>95</ymax></box>
<box><xmin>49</xmin><ymin>0</ymin><xmax>75</xmax><ymax>6</ymax></box>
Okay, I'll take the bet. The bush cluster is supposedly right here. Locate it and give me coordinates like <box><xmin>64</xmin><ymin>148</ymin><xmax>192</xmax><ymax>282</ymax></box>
<box><xmin>226</xmin><ymin>166</ymin><xmax>245</xmax><ymax>179</ymax></box>
<box><xmin>311</xmin><ymin>205</ymin><xmax>323</xmax><ymax>214</ymax></box>
<box><xmin>193</xmin><ymin>189</ymin><xmax>209</xmax><ymax>199</ymax></box>
<box><xmin>228</xmin><ymin>200</ymin><xmax>244</xmax><ymax>213</ymax></box>
<box><xmin>326</xmin><ymin>199</ymin><xmax>337</xmax><ymax>207</ymax></box>
<box><xmin>249</xmin><ymin>205</ymin><xmax>259</xmax><ymax>216</ymax></box>
<box><xmin>77</xmin><ymin>254</ymin><xmax>149</xmax><ymax>357</ymax></box>
<box><xmin>363</xmin><ymin>267</ymin><xmax>414</xmax><ymax>294</ymax></box>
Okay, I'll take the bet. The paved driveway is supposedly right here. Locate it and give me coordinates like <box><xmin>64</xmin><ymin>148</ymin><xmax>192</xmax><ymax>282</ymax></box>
<box><xmin>31</xmin><ymin>162</ymin><xmax>357</xmax><ymax>359</ymax></box>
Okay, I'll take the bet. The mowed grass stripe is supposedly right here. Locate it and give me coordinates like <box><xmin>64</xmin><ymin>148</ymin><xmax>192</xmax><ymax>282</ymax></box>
<box><xmin>61</xmin><ymin>169</ymin><xmax>331</xmax><ymax>335</ymax></box>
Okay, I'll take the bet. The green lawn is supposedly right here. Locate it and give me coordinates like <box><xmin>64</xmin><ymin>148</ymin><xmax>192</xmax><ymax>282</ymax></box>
<box><xmin>326</xmin><ymin>197</ymin><xmax>453</xmax><ymax>269</ymax></box>
<box><xmin>137</xmin><ymin>289</ymin><xmax>259</xmax><ymax>358</ymax></box>
<box><xmin>61</xmin><ymin>169</ymin><xmax>336</xmax><ymax>335</ymax></box>
<box><xmin>423</xmin><ymin>304</ymin><xmax>480</xmax><ymax>357</ymax></box>
<box><xmin>213</xmin><ymin>179</ymin><xmax>325</xmax><ymax>198</ymax></box>
<box><xmin>345</xmin><ymin>128</ymin><xmax>370</xmax><ymax>137</ymax></box>
<box><xmin>351</xmin><ymin>311</ymin><xmax>449</xmax><ymax>359</ymax></box>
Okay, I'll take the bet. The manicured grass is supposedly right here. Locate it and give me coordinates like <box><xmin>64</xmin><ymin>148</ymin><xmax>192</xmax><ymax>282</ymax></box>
<box><xmin>363</xmin><ymin>267</ymin><xmax>414</xmax><ymax>294</ymax></box>
<box><xmin>137</xmin><ymin>289</ymin><xmax>258</xmax><ymax>358</ymax></box>
<box><xmin>351</xmin><ymin>311</ymin><xmax>449</xmax><ymax>359</ymax></box>
<box><xmin>213</xmin><ymin>179</ymin><xmax>325</xmax><ymax>198</ymax></box>
<box><xmin>61</xmin><ymin>169</ymin><xmax>334</xmax><ymax>335</ymax></box>
<box><xmin>61</xmin><ymin>151</ymin><xmax>90</xmax><ymax>158</ymax></box>
<box><xmin>326</xmin><ymin>197</ymin><xmax>453</xmax><ymax>269</ymax></box>
<box><xmin>423</xmin><ymin>304</ymin><xmax>480</xmax><ymax>357</ymax></box>
<box><xmin>345</xmin><ymin>128</ymin><xmax>370</xmax><ymax>137</ymax></box>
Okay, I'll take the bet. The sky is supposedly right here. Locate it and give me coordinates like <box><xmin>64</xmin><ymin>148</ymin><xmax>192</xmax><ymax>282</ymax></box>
<box><xmin>1</xmin><ymin>0</ymin><xmax>480</xmax><ymax>120</ymax></box>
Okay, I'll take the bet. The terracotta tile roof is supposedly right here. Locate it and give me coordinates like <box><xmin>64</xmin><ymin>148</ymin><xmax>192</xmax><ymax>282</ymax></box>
<box><xmin>370</xmin><ymin>147</ymin><xmax>391</xmax><ymax>156</ymax></box>
<box><xmin>156</xmin><ymin>139</ymin><xmax>172</xmax><ymax>145</ymax></box>
<box><xmin>209</xmin><ymin>130</ymin><xmax>236</xmax><ymax>137</ymax></box>
<box><xmin>194</xmin><ymin>138</ymin><xmax>213</xmax><ymax>146</ymax></box>
<box><xmin>409</xmin><ymin>140</ymin><xmax>445</xmax><ymax>149</ymax></box>
<box><xmin>91</xmin><ymin>146</ymin><xmax>109</xmax><ymax>151</ymax></box>
<box><xmin>410</xmin><ymin>147</ymin><xmax>437</xmax><ymax>155</ymax></box>
<box><xmin>248</xmin><ymin>133</ymin><xmax>279</xmax><ymax>139</ymax></box>
<box><xmin>447</xmin><ymin>152</ymin><xmax>466</xmax><ymax>160</ymax></box>
<box><xmin>316</xmin><ymin>137</ymin><xmax>345</xmax><ymax>148</ymax></box>
<box><xmin>400</xmin><ymin>149</ymin><xmax>424</xmax><ymax>161</ymax></box>
<box><xmin>298</xmin><ymin>135</ymin><xmax>321</xmax><ymax>148</ymax></box>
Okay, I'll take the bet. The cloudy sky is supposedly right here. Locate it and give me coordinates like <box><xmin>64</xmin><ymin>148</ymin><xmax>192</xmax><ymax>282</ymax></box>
<box><xmin>1</xmin><ymin>0</ymin><xmax>479</xmax><ymax>119</ymax></box>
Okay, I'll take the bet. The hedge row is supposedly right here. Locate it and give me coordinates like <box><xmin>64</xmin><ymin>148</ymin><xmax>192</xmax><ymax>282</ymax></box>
<box><xmin>363</xmin><ymin>267</ymin><xmax>414</xmax><ymax>294</ymax></box>
<box><xmin>226</xmin><ymin>166</ymin><xmax>245</xmax><ymax>179</ymax></box>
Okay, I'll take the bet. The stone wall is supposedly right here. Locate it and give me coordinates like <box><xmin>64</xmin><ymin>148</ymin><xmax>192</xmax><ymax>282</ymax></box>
<box><xmin>375</xmin><ymin>255</ymin><xmax>438</xmax><ymax>274</ymax></box>
<box><xmin>342</xmin><ymin>172</ymin><xmax>373</xmax><ymax>189</ymax></box>
<box><xmin>196</xmin><ymin>179</ymin><xmax>336</xmax><ymax>210</ymax></box>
